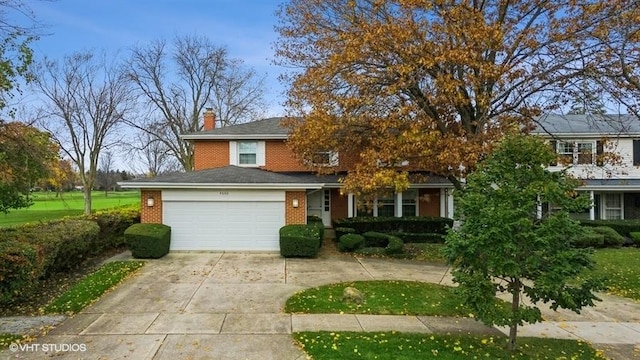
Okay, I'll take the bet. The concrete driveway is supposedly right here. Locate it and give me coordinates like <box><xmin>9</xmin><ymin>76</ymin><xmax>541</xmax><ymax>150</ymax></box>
<box><xmin>2</xmin><ymin>250</ymin><xmax>640</xmax><ymax>359</ymax></box>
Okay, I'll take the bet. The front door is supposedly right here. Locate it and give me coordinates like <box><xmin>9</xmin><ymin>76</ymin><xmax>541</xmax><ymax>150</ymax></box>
<box><xmin>307</xmin><ymin>190</ymin><xmax>331</xmax><ymax>227</ymax></box>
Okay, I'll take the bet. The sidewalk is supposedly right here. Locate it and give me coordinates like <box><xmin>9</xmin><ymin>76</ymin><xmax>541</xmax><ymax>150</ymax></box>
<box><xmin>1</xmin><ymin>249</ymin><xmax>639</xmax><ymax>359</ymax></box>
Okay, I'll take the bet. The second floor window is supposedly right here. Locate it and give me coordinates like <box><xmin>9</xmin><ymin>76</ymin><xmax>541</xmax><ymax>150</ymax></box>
<box><xmin>555</xmin><ymin>141</ymin><xmax>596</xmax><ymax>165</ymax></box>
<box><xmin>311</xmin><ymin>151</ymin><xmax>338</xmax><ymax>167</ymax></box>
<box><xmin>238</xmin><ymin>141</ymin><xmax>257</xmax><ymax>165</ymax></box>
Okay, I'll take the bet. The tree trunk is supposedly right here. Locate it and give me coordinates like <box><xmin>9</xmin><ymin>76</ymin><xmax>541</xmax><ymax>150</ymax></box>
<box><xmin>83</xmin><ymin>187</ymin><xmax>92</xmax><ymax>215</ymax></box>
<box><xmin>508</xmin><ymin>280</ymin><xmax>521</xmax><ymax>351</ymax></box>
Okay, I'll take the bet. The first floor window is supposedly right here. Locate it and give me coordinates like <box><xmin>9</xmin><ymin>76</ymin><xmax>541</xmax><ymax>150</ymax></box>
<box><xmin>378</xmin><ymin>195</ymin><xmax>395</xmax><ymax>217</ymax></box>
<box><xmin>402</xmin><ymin>190</ymin><xmax>418</xmax><ymax>217</ymax></box>
<box><xmin>604</xmin><ymin>193</ymin><xmax>622</xmax><ymax>220</ymax></box>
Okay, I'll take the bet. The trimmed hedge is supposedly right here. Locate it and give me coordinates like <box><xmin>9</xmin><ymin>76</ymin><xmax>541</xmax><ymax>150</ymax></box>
<box><xmin>571</xmin><ymin>231</ymin><xmax>605</xmax><ymax>248</ymax></box>
<box><xmin>579</xmin><ymin>219</ymin><xmax>640</xmax><ymax>237</ymax></box>
<box><xmin>333</xmin><ymin>216</ymin><xmax>453</xmax><ymax>235</ymax></box>
<box><xmin>362</xmin><ymin>231</ymin><xmax>390</xmax><ymax>247</ymax></box>
<box><xmin>83</xmin><ymin>206</ymin><xmax>140</xmax><ymax>253</ymax></box>
<box><xmin>391</xmin><ymin>232</ymin><xmax>446</xmax><ymax>244</ymax></box>
<box><xmin>0</xmin><ymin>240</ymin><xmax>43</xmax><ymax>306</ymax></box>
<box><xmin>280</xmin><ymin>224</ymin><xmax>321</xmax><ymax>258</ymax></box>
<box><xmin>338</xmin><ymin>233</ymin><xmax>365</xmax><ymax>252</ymax></box>
<box><xmin>385</xmin><ymin>235</ymin><xmax>404</xmax><ymax>255</ymax></box>
<box><xmin>630</xmin><ymin>232</ymin><xmax>640</xmax><ymax>246</ymax></box>
<box><xmin>124</xmin><ymin>223</ymin><xmax>171</xmax><ymax>259</ymax></box>
<box><xmin>590</xmin><ymin>226</ymin><xmax>624</xmax><ymax>248</ymax></box>
<box><xmin>335</xmin><ymin>227</ymin><xmax>356</xmax><ymax>240</ymax></box>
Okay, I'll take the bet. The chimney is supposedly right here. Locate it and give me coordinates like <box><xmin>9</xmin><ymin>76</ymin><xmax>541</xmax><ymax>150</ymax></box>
<box><xmin>203</xmin><ymin>108</ymin><xmax>215</xmax><ymax>130</ymax></box>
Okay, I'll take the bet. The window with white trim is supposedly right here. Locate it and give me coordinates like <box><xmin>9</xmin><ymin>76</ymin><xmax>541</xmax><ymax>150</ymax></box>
<box><xmin>377</xmin><ymin>194</ymin><xmax>395</xmax><ymax>217</ymax></box>
<box><xmin>402</xmin><ymin>189</ymin><xmax>418</xmax><ymax>217</ymax></box>
<box><xmin>311</xmin><ymin>151</ymin><xmax>339</xmax><ymax>167</ymax></box>
<box><xmin>604</xmin><ymin>193</ymin><xmax>622</xmax><ymax>220</ymax></box>
<box><xmin>555</xmin><ymin>141</ymin><xmax>596</xmax><ymax>165</ymax></box>
<box><xmin>238</xmin><ymin>141</ymin><xmax>257</xmax><ymax>165</ymax></box>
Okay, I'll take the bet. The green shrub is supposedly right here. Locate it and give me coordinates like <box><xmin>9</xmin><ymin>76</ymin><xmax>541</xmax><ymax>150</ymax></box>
<box><xmin>590</xmin><ymin>226</ymin><xmax>624</xmax><ymax>248</ymax></box>
<box><xmin>335</xmin><ymin>227</ymin><xmax>356</xmax><ymax>240</ymax></box>
<box><xmin>362</xmin><ymin>231</ymin><xmax>390</xmax><ymax>247</ymax></box>
<box><xmin>83</xmin><ymin>206</ymin><xmax>140</xmax><ymax>252</ymax></box>
<box><xmin>306</xmin><ymin>219</ymin><xmax>325</xmax><ymax>247</ymax></box>
<box><xmin>385</xmin><ymin>235</ymin><xmax>404</xmax><ymax>255</ymax></box>
<box><xmin>0</xmin><ymin>240</ymin><xmax>43</xmax><ymax>306</ymax></box>
<box><xmin>630</xmin><ymin>232</ymin><xmax>640</xmax><ymax>246</ymax></box>
<box><xmin>8</xmin><ymin>220</ymin><xmax>100</xmax><ymax>276</ymax></box>
<box><xmin>124</xmin><ymin>223</ymin><xmax>171</xmax><ymax>259</ymax></box>
<box><xmin>570</xmin><ymin>231</ymin><xmax>605</xmax><ymax>248</ymax></box>
<box><xmin>333</xmin><ymin>216</ymin><xmax>453</xmax><ymax>235</ymax></box>
<box><xmin>580</xmin><ymin>219</ymin><xmax>640</xmax><ymax>237</ymax></box>
<box><xmin>338</xmin><ymin>233</ymin><xmax>365</xmax><ymax>252</ymax></box>
<box><xmin>392</xmin><ymin>232</ymin><xmax>446</xmax><ymax>244</ymax></box>
<box><xmin>279</xmin><ymin>224</ymin><xmax>321</xmax><ymax>258</ymax></box>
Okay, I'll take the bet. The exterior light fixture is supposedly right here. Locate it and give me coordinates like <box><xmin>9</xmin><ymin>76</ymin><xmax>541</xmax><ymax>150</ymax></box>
<box><xmin>292</xmin><ymin>198</ymin><xmax>299</xmax><ymax>208</ymax></box>
<box><xmin>147</xmin><ymin>196</ymin><xmax>155</xmax><ymax>207</ymax></box>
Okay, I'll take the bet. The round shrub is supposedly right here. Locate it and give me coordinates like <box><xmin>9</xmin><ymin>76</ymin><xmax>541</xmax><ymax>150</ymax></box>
<box><xmin>338</xmin><ymin>233</ymin><xmax>365</xmax><ymax>252</ymax></box>
<box><xmin>385</xmin><ymin>235</ymin><xmax>404</xmax><ymax>255</ymax></box>
<box><xmin>571</xmin><ymin>231</ymin><xmax>605</xmax><ymax>248</ymax></box>
<box><xmin>630</xmin><ymin>232</ymin><xmax>640</xmax><ymax>246</ymax></box>
<box><xmin>591</xmin><ymin>226</ymin><xmax>624</xmax><ymax>248</ymax></box>
<box><xmin>335</xmin><ymin>227</ymin><xmax>356</xmax><ymax>241</ymax></box>
<box><xmin>362</xmin><ymin>231</ymin><xmax>390</xmax><ymax>247</ymax></box>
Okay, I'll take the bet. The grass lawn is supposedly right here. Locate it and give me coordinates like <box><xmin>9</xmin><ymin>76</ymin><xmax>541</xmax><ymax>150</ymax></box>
<box><xmin>294</xmin><ymin>332</ymin><xmax>604</xmax><ymax>359</ymax></box>
<box><xmin>589</xmin><ymin>247</ymin><xmax>640</xmax><ymax>301</ymax></box>
<box><xmin>45</xmin><ymin>260</ymin><xmax>145</xmax><ymax>315</ymax></box>
<box><xmin>285</xmin><ymin>280</ymin><xmax>473</xmax><ymax>316</ymax></box>
<box><xmin>0</xmin><ymin>191</ymin><xmax>140</xmax><ymax>227</ymax></box>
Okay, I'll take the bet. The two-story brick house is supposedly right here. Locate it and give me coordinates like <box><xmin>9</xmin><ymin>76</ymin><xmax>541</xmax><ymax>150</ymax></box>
<box><xmin>121</xmin><ymin>109</ymin><xmax>455</xmax><ymax>251</ymax></box>
<box><xmin>533</xmin><ymin>114</ymin><xmax>640</xmax><ymax>221</ymax></box>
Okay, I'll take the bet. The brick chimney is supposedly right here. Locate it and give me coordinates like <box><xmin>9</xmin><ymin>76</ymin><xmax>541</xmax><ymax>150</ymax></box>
<box><xmin>203</xmin><ymin>108</ymin><xmax>215</xmax><ymax>130</ymax></box>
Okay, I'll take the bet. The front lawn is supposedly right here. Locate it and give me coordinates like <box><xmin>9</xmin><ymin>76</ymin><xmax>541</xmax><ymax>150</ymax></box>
<box><xmin>294</xmin><ymin>332</ymin><xmax>604</xmax><ymax>359</ymax></box>
<box><xmin>589</xmin><ymin>247</ymin><xmax>640</xmax><ymax>301</ymax></box>
<box><xmin>285</xmin><ymin>280</ymin><xmax>471</xmax><ymax>316</ymax></box>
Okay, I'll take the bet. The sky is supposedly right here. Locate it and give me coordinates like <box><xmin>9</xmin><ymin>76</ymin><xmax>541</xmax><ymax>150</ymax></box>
<box><xmin>21</xmin><ymin>0</ymin><xmax>288</xmax><ymax>116</ymax></box>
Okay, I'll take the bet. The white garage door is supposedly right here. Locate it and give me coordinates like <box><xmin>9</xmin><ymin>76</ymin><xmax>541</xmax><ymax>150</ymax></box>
<box><xmin>163</xmin><ymin>190</ymin><xmax>286</xmax><ymax>251</ymax></box>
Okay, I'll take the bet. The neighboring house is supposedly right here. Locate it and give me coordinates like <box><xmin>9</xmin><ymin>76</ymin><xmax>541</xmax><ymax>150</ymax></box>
<box><xmin>120</xmin><ymin>109</ymin><xmax>455</xmax><ymax>251</ymax></box>
<box><xmin>533</xmin><ymin>114</ymin><xmax>640</xmax><ymax>221</ymax></box>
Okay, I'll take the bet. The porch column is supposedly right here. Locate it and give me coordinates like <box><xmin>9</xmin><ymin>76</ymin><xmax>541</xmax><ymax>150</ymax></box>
<box><xmin>395</xmin><ymin>192</ymin><xmax>403</xmax><ymax>217</ymax></box>
<box><xmin>446</xmin><ymin>189</ymin><xmax>454</xmax><ymax>218</ymax></box>
<box><xmin>440</xmin><ymin>188</ymin><xmax>446</xmax><ymax>217</ymax></box>
<box><xmin>347</xmin><ymin>193</ymin><xmax>355</xmax><ymax>218</ymax></box>
<box><xmin>536</xmin><ymin>195</ymin><xmax>542</xmax><ymax>219</ymax></box>
<box><xmin>589</xmin><ymin>191</ymin><xmax>595</xmax><ymax>220</ymax></box>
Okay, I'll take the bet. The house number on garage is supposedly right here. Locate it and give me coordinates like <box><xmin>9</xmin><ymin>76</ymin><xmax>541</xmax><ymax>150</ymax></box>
<box><xmin>219</xmin><ymin>191</ymin><xmax>230</xmax><ymax>195</ymax></box>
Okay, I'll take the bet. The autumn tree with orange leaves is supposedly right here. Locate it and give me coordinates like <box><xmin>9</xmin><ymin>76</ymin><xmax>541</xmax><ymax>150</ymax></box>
<box><xmin>275</xmin><ymin>0</ymin><xmax>628</xmax><ymax>194</ymax></box>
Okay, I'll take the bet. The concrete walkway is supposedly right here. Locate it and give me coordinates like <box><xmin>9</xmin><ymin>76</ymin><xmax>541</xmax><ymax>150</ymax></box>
<box><xmin>2</xmin><ymin>250</ymin><xmax>640</xmax><ymax>359</ymax></box>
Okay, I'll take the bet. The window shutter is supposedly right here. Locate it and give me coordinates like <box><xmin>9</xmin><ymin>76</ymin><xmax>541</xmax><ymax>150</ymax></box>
<box><xmin>257</xmin><ymin>141</ymin><xmax>266</xmax><ymax>166</ymax></box>
<box><xmin>596</xmin><ymin>140</ymin><xmax>604</xmax><ymax>166</ymax></box>
<box><xmin>634</xmin><ymin>140</ymin><xmax>640</xmax><ymax>166</ymax></box>
<box><xmin>549</xmin><ymin>140</ymin><xmax>557</xmax><ymax>166</ymax></box>
<box><xmin>229</xmin><ymin>141</ymin><xmax>238</xmax><ymax>165</ymax></box>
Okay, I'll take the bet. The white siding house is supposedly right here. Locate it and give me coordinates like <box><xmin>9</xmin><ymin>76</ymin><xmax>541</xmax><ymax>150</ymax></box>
<box><xmin>534</xmin><ymin>114</ymin><xmax>640</xmax><ymax>220</ymax></box>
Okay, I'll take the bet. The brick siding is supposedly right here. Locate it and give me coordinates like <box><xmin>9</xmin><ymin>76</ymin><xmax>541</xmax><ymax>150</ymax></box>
<box><xmin>285</xmin><ymin>191</ymin><xmax>306</xmax><ymax>224</ymax></box>
<box><xmin>140</xmin><ymin>190</ymin><xmax>163</xmax><ymax>223</ymax></box>
<box><xmin>194</xmin><ymin>141</ymin><xmax>229</xmax><ymax>170</ymax></box>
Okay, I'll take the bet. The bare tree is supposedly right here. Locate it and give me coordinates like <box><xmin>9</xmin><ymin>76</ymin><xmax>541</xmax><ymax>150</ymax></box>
<box><xmin>34</xmin><ymin>51</ymin><xmax>134</xmax><ymax>215</ymax></box>
<box><xmin>127</xmin><ymin>34</ymin><xmax>267</xmax><ymax>171</ymax></box>
<box><xmin>126</xmin><ymin>128</ymin><xmax>181</xmax><ymax>177</ymax></box>
<box><xmin>97</xmin><ymin>150</ymin><xmax>115</xmax><ymax>196</ymax></box>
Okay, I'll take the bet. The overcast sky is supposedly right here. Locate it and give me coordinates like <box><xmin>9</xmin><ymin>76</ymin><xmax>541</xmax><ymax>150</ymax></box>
<box><xmin>21</xmin><ymin>0</ymin><xmax>288</xmax><ymax>116</ymax></box>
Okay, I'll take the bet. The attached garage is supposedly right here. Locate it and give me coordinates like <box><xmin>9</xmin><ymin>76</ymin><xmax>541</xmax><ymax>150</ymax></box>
<box><xmin>162</xmin><ymin>189</ymin><xmax>286</xmax><ymax>251</ymax></box>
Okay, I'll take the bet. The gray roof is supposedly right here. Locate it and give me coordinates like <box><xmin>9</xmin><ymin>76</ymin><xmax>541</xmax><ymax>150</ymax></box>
<box><xmin>532</xmin><ymin>114</ymin><xmax>640</xmax><ymax>136</ymax></box>
<box><xmin>582</xmin><ymin>179</ymin><xmax>640</xmax><ymax>187</ymax></box>
<box><xmin>182</xmin><ymin>117</ymin><xmax>289</xmax><ymax>139</ymax></box>
<box><xmin>120</xmin><ymin>166</ymin><xmax>452</xmax><ymax>189</ymax></box>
